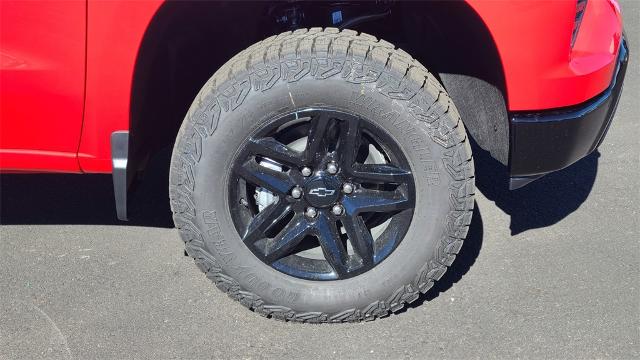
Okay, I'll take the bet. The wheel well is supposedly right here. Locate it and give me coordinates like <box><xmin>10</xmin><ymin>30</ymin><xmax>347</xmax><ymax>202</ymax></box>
<box><xmin>129</xmin><ymin>0</ymin><xmax>509</xmax><ymax>174</ymax></box>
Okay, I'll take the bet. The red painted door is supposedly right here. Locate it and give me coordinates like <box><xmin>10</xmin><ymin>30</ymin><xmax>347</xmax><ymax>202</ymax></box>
<box><xmin>0</xmin><ymin>1</ymin><xmax>86</xmax><ymax>172</ymax></box>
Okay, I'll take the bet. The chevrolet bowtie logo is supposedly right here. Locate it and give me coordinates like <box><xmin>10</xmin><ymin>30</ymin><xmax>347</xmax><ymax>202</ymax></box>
<box><xmin>309</xmin><ymin>188</ymin><xmax>336</xmax><ymax>197</ymax></box>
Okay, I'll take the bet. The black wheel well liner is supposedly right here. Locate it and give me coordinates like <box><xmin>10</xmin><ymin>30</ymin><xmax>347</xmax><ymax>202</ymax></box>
<box><xmin>129</xmin><ymin>0</ymin><xmax>509</xmax><ymax>174</ymax></box>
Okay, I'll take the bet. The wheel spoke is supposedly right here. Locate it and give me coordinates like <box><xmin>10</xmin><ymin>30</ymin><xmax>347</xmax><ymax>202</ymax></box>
<box><xmin>242</xmin><ymin>200</ymin><xmax>292</xmax><ymax>244</ymax></box>
<box><xmin>235</xmin><ymin>159</ymin><xmax>293</xmax><ymax>195</ymax></box>
<box><xmin>314</xmin><ymin>214</ymin><xmax>350</xmax><ymax>277</ymax></box>
<box><xmin>337</xmin><ymin>118</ymin><xmax>361</xmax><ymax>168</ymax></box>
<box><xmin>247</xmin><ymin>137</ymin><xmax>303</xmax><ymax>167</ymax></box>
<box><xmin>304</xmin><ymin>113</ymin><xmax>331</xmax><ymax>163</ymax></box>
<box><xmin>264</xmin><ymin>215</ymin><xmax>311</xmax><ymax>263</ymax></box>
<box><xmin>351</xmin><ymin>163</ymin><xmax>412</xmax><ymax>184</ymax></box>
<box><xmin>342</xmin><ymin>189</ymin><xmax>412</xmax><ymax>214</ymax></box>
<box><xmin>341</xmin><ymin>215</ymin><xmax>374</xmax><ymax>266</ymax></box>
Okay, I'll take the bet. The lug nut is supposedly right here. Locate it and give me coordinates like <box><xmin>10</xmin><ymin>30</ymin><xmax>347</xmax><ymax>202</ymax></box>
<box><xmin>326</xmin><ymin>162</ymin><xmax>339</xmax><ymax>175</ymax></box>
<box><xmin>305</xmin><ymin>207</ymin><xmax>318</xmax><ymax>219</ymax></box>
<box><xmin>301</xmin><ymin>167</ymin><xmax>312</xmax><ymax>177</ymax></box>
<box><xmin>342</xmin><ymin>183</ymin><xmax>354</xmax><ymax>194</ymax></box>
<box><xmin>291</xmin><ymin>186</ymin><xmax>303</xmax><ymax>199</ymax></box>
<box><xmin>332</xmin><ymin>204</ymin><xmax>344</xmax><ymax>216</ymax></box>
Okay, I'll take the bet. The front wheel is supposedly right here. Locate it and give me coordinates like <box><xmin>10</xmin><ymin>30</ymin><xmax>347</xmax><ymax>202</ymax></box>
<box><xmin>170</xmin><ymin>28</ymin><xmax>474</xmax><ymax>322</ymax></box>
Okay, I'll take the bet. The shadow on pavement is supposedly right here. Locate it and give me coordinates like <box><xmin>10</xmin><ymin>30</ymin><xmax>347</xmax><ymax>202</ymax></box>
<box><xmin>1</xmin><ymin>145</ymin><xmax>598</xmax><ymax>234</ymax></box>
<box><xmin>472</xmin><ymin>141</ymin><xmax>599</xmax><ymax>235</ymax></box>
<box><xmin>0</xmin><ymin>148</ymin><xmax>174</xmax><ymax>228</ymax></box>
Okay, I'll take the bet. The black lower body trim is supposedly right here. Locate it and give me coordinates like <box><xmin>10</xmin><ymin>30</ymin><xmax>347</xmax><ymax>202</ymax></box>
<box><xmin>508</xmin><ymin>38</ymin><xmax>628</xmax><ymax>190</ymax></box>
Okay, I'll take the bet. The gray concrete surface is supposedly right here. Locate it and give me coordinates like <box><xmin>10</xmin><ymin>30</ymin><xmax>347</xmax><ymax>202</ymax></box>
<box><xmin>1</xmin><ymin>2</ymin><xmax>638</xmax><ymax>359</ymax></box>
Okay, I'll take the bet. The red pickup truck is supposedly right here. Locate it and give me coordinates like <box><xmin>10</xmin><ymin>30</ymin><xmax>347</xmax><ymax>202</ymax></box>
<box><xmin>0</xmin><ymin>0</ymin><xmax>628</xmax><ymax>322</ymax></box>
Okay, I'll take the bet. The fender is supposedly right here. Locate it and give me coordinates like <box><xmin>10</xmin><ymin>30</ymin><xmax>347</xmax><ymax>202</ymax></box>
<box><xmin>467</xmin><ymin>0</ymin><xmax>623</xmax><ymax>110</ymax></box>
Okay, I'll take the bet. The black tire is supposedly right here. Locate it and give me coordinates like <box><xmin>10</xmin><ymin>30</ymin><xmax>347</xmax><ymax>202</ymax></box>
<box><xmin>169</xmin><ymin>28</ymin><xmax>475</xmax><ymax>322</ymax></box>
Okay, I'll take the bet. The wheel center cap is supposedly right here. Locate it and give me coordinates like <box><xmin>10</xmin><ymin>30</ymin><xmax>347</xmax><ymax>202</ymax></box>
<box><xmin>304</xmin><ymin>176</ymin><xmax>340</xmax><ymax>208</ymax></box>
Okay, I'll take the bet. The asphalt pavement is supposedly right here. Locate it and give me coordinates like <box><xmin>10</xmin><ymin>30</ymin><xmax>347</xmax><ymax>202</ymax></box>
<box><xmin>1</xmin><ymin>2</ymin><xmax>638</xmax><ymax>359</ymax></box>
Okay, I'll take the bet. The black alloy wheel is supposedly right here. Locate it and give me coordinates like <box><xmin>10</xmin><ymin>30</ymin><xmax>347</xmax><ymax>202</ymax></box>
<box><xmin>229</xmin><ymin>109</ymin><xmax>415</xmax><ymax>280</ymax></box>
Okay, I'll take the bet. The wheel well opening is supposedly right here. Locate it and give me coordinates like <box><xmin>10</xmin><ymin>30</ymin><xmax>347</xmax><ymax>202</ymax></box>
<box><xmin>130</xmin><ymin>0</ymin><xmax>509</xmax><ymax>175</ymax></box>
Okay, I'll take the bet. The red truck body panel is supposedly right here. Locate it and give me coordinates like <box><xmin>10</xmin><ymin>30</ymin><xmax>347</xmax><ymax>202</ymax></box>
<box><xmin>0</xmin><ymin>0</ymin><xmax>86</xmax><ymax>172</ymax></box>
<box><xmin>0</xmin><ymin>0</ymin><xmax>624</xmax><ymax>174</ymax></box>
<box><xmin>468</xmin><ymin>0</ymin><xmax>623</xmax><ymax>111</ymax></box>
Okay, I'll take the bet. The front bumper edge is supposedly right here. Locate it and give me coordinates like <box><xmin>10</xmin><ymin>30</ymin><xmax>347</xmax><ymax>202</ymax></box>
<box><xmin>509</xmin><ymin>38</ymin><xmax>629</xmax><ymax>190</ymax></box>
